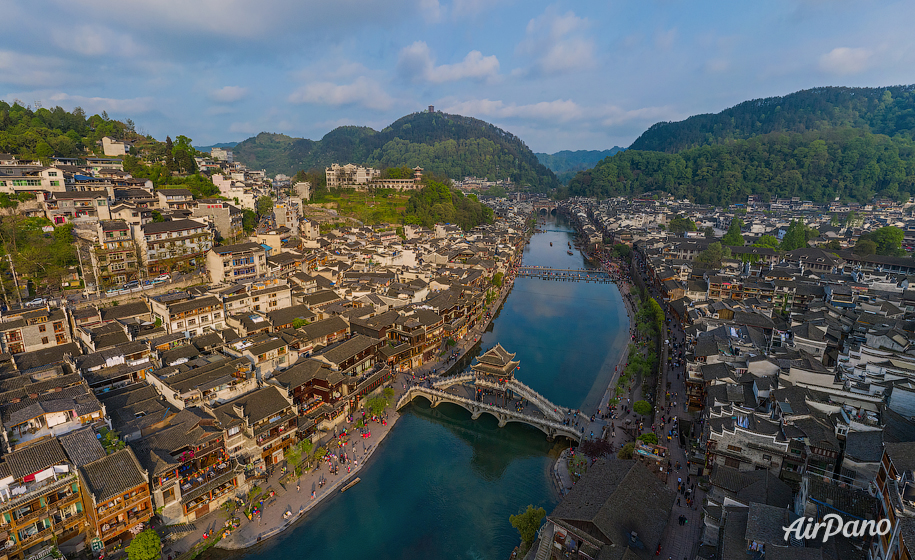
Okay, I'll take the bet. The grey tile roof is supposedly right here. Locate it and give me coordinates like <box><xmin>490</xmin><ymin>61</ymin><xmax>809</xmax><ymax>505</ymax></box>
<box><xmin>80</xmin><ymin>447</ymin><xmax>148</xmax><ymax>503</ymax></box>
<box><xmin>58</xmin><ymin>428</ymin><xmax>107</xmax><ymax>469</ymax></box>
<box><xmin>3</xmin><ymin>438</ymin><xmax>70</xmax><ymax>479</ymax></box>
<box><xmin>550</xmin><ymin>459</ymin><xmax>675</xmax><ymax>551</ymax></box>
<box><xmin>843</xmin><ymin>430</ymin><xmax>883</xmax><ymax>463</ymax></box>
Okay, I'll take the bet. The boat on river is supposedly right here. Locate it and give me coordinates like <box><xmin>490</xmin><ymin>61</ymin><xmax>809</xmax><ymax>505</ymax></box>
<box><xmin>567</xmin><ymin>250</ymin><xmax>573</xmax><ymax>255</ymax></box>
<box><xmin>550</xmin><ymin>242</ymin><xmax>552</xmax><ymax>246</ymax></box>
<box><xmin>341</xmin><ymin>478</ymin><xmax>361</xmax><ymax>492</ymax></box>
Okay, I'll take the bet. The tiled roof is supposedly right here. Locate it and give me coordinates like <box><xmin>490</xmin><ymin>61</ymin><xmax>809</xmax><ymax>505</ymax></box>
<box><xmin>80</xmin><ymin>448</ymin><xmax>148</xmax><ymax>502</ymax></box>
<box><xmin>58</xmin><ymin>426</ymin><xmax>107</xmax><ymax>467</ymax></box>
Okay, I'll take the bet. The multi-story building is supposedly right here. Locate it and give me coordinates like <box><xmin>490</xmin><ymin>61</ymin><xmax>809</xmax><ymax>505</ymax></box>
<box><xmin>273</xmin><ymin>200</ymin><xmax>301</xmax><ymax>233</ymax></box>
<box><xmin>156</xmin><ymin>189</ymin><xmax>193</xmax><ymax>210</ymax></box>
<box><xmin>0</xmin><ymin>439</ymin><xmax>87</xmax><ymax>560</ymax></box>
<box><xmin>130</xmin><ymin>409</ymin><xmax>239</xmax><ymax>524</ymax></box>
<box><xmin>209</xmin><ymin>386</ymin><xmax>297</xmax><ymax>470</ymax></box>
<box><xmin>210</xmin><ymin>148</ymin><xmax>233</xmax><ymax>162</ymax></box>
<box><xmin>0</xmin><ymin>307</ymin><xmax>71</xmax><ymax>355</ymax></box>
<box><xmin>44</xmin><ymin>191</ymin><xmax>111</xmax><ymax>225</ymax></box>
<box><xmin>148</xmin><ymin>293</ymin><xmax>225</xmax><ymax>336</ymax></box>
<box><xmin>91</xmin><ymin>221</ymin><xmax>140</xmax><ymax>288</ymax></box>
<box><xmin>325</xmin><ymin>163</ymin><xmax>380</xmax><ymax>189</ymax></box>
<box><xmin>868</xmin><ymin>442</ymin><xmax>915</xmax><ymax>560</ymax></box>
<box><xmin>133</xmin><ymin>219</ymin><xmax>213</xmax><ymax>274</ymax></box>
<box><xmin>205</xmin><ymin>242</ymin><xmax>268</xmax><ymax>284</ymax></box>
<box><xmin>78</xmin><ymin>448</ymin><xmax>152</xmax><ymax>549</ymax></box>
<box><xmin>191</xmin><ymin>199</ymin><xmax>244</xmax><ymax>242</ymax></box>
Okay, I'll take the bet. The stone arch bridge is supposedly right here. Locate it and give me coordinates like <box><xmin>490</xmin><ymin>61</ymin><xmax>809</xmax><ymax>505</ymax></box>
<box><xmin>396</xmin><ymin>375</ymin><xmax>581</xmax><ymax>442</ymax></box>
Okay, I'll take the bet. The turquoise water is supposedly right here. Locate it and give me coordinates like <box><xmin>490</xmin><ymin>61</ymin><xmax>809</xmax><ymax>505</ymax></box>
<box><xmin>216</xmin><ymin>215</ymin><xmax>627</xmax><ymax>560</ymax></box>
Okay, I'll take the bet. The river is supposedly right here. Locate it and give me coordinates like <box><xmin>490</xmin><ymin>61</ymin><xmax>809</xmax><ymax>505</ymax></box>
<box><xmin>215</xmin><ymin>214</ymin><xmax>628</xmax><ymax>560</ymax></box>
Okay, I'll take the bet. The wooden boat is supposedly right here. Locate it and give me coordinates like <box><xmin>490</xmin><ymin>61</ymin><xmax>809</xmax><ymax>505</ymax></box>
<box><xmin>341</xmin><ymin>478</ymin><xmax>361</xmax><ymax>492</ymax></box>
<box><xmin>550</xmin><ymin>242</ymin><xmax>552</xmax><ymax>246</ymax></box>
<box><xmin>567</xmin><ymin>251</ymin><xmax>573</xmax><ymax>255</ymax></box>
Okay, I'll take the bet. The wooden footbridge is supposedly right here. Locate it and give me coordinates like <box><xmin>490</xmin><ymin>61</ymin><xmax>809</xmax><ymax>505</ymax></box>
<box><xmin>516</xmin><ymin>266</ymin><xmax>612</xmax><ymax>283</ymax></box>
<box><xmin>395</xmin><ymin>344</ymin><xmax>582</xmax><ymax>442</ymax></box>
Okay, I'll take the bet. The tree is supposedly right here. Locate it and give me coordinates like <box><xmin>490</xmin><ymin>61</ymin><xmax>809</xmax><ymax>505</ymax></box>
<box><xmin>242</xmin><ymin>209</ymin><xmax>257</xmax><ymax>233</ymax></box>
<box><xmin>256</xmin><ymin>195</ymin><xmax>274</xmax><ymax>217</ymax></box>
<box><xmin>617</xmin><ymin>442</ymin><xmax>635</xmax><ymax>459</ymax></box>
<box><xmin>365</xmin><ymin>395</ymin><xmax>388</xmax><ymax>416</ymax></box>
<box><xmin>491</xmin><ymin>272</ymin><xmax>503</xmax><ymax>288</ymax></box>
<box><xmin>722</xmin><ymin>219</ymin><xmax>744</xmax><ymax>246</ymax></box>
<box><xmin>753</xmin><ymin>235</ymin><xmax>780</xmax><ymax>249</ymax></box>
<box><xmin>860</xmin><ymin>226</ymin><xmax>906</xmax><ymax>256</ymax></box>
<box><xmin>509</xmin><ymin>505</ymin><xmax>546</xmax><ymax>546</ymax></box>
<box><xmin>668</xmin><ymin>215</ymin><xmax>697</xmax><ymax>235</ymax></box>
<box><xmin>853</xmin><ymin>238</ymin><xmax>877</xmax><ymax>256</ymax></box>
<box><xmin>637</xmin><ymin>433</ymin><xmax>659</xmax><ymax>445</ymax></box>
<box><xmin>703</xmin><ymin>226</ymin><xmax>715</xmax><ymax>238</ymax></box>
<box><xmin>780</xmin><ymin>220</ymin><xmax>817</xmax><ymax>251</ymax></box>
<box><xmin>127</xmin><ymin>529</ymin><xmax>161</xmax><ymax>560</ymax></box>
<box><xmin>633</xmin><ymin>400</ymin><xmax>651</xmax><ymax>417</ymax></box>
<box><xmin>694</xmin><ymin>242</ymin><xmax>730</xmax><ymax>269</ymax></box>
<box><xmin>612</xmin><ymin>243</ymin><xmax>632</xmax><ymax>259</ymax></box>
<box><xmin>825</xmin><ymin>239</ymin><xmax>843</xmax><ymax>250</ymax></box>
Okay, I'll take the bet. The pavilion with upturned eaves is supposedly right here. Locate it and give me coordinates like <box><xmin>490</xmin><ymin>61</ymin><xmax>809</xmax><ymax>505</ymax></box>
<box><xmin>471</xmin><ymin>344</ymin><xmax>520</xmax><ymax>381</ymax></box>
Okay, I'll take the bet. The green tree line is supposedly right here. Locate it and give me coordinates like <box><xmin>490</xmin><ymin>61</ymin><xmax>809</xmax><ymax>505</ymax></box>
<box><xmin>403</xmin><ymin>180</ymin><xmax>494</xmax><ymax>230</ymax></box>
<box><xmin>562</xmin><ymin>128</ymin><xmax>915</xmax><ymax>205</ymax></box>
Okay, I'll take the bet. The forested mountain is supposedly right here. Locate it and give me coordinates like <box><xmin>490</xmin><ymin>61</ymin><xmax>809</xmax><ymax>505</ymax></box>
<box><xmin>535</xmin><ymin>148</ymin><xmax>624</xmax><ymax>184</ymax></box>
<box><xmin>233</xmin><ymin>112</ymin><xmax>559</xmax><ymax>189</ymax></box>
<box><xmin>629</xmin><ymin>85</ymin><xmax>915</xmax><ymax>153</ymax></box>
<box><xmin>0</xmin><ymin>100</ymin><xmax>143</xmax><ymax>160</ymax></box>
<box><xmin>563</xmin><ymin>128</ymin><xmax>915</xmax><ymax>205</ymax></box>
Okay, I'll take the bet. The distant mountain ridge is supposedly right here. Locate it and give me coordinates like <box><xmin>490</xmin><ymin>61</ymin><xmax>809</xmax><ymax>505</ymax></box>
<box><xmin>232</xmin><ymin>112</ymin><xmax>559</xmax><ymax>189</ymax></box>
<box><xmin>535</xmin><ymin>148</ymin><xmax>624</xmax><ymax>184</ymax></box>
<box><xmin>564</xmin><ymin>84</ymin><xmax>915</xmax><ymax>205</ymax></box>
<box><xmin>629</xmin><ymin>85</ymin><xmax>915</xmax><ymax>153</ymax></box>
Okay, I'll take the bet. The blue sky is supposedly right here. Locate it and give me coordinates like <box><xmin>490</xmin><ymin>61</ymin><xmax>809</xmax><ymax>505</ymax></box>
<box><xmin>2</xmin><ymin>0</ymin><xmax>915</xmax><ymax>153</ymax></box>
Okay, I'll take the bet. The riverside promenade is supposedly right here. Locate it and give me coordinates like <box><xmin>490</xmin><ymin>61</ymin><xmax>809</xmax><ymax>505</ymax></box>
<box><xmin>164</xmin><ymin>239</ymin><xmax>528</xmax><ymax>556</ymax></box>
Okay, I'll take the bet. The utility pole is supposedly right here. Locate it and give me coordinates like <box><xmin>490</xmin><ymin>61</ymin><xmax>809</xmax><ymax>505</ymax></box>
<box><xmin>73</xmin><ymin>232</ymin><xmax>89</xmax><ymax>298</ymax></box>
<box><xmin>7</xmin><ymin>255</ymin><xmax>21</xmax><ymax>305</ymax></box>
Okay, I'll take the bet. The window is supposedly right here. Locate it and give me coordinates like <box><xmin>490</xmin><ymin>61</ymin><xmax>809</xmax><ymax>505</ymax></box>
<box><xmin>727</xmin><ymin>445</ymin><xmax>742</xmax><ymax>452</ymax></box>
<box><xmin>55</xmin><ymin>333</ymin><xmax>67</xmax><ymax>344</ymax></box>
<box><xmin>724</xmin><ymin>457</ymin><xmax>741</xmax><ymax>468</ymax></box>
<box><xmin>763</xmin><ymin>454</ymin><xmax>772</xmax><ymax>461</ymax></box>
<box><xmin>50</xmin><ymin>181</ymin><xmax>60</xmax><ymax>187</ymax></box>
<box><xmin>163</xmin><ymin>487</ymin><xmax>175</xmax><ymax>504</ymax></box>
<box><xmin>228</xmin><ymin>426</ymin><xmax>240</xmax><ymax>436</ymax></box>
<box><xmin>41</xmin><ymin>337</ymin><xmax>48</xmax><ymax>345</ymax></box>
<box><xmin>39</xmin><ymin>325</ymin><xmax>46</xmax><ymax>333</ymax></box>
<box><xmin>48</xmin><ymin>172</ymin><xmax>58</xmax><ymax>177</ymax></box>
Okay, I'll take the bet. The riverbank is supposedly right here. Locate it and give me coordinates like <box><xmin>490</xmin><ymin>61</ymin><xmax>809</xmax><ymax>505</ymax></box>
<box><xmin>191</xmin><ymin>235</ymin><xmax>532</xmax><ymax>554</ymax></box>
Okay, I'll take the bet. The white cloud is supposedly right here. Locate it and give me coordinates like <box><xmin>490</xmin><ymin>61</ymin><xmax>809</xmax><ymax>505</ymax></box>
<box><xmin>397</xmin><ymin>42</ymin><xmax>499</xmax><ymax>83</ymax></box>
<box><xmin>229</xmin><ymin>121</ymin><xmax>259</xmax><ymax>134</ymax></box>
<box><xmin>517</xmin><ymin>8</ymin><xmax>595</xmax><ymax>75</ymax></box>
<box><xmin>599</xmin><ymin>105</ymin><xmax>680</xmax><ymax>127</ymax></box>
<box><xmin>0</xmin><ymin>51</ymin><xmax>70</xmax><ymax>87</ymax></box>
<box><xmin>51</xmin><ymin>25</ymin><xmax>144</xmax><ymax>58</ymax></box>
<box><xmin>419</xmin><ymin>0</ymin><xmax>443</xmax><ymax>23</ymax></box>
<box><xmin>654</xmin><ymin>28</ymin><xmax>677</xmax><ymax>51</ymax></box>
<box><xmin>210</xmin><ymin>86</ymin><xmax>248</xmax><ymax>103</ymax></box>
<box><xmin>47</xmin><ymin>93</ymin><xmax>155</xmax><ymax>114</ymax></box>
<box><xmin>819</xmin><ymin>47</ymin><xmax>873</xmax><ymax>75</ymax></box>
<box><xmin>288</xmin><ymin>77</ymin><xmax>395</xmax><ymax>111</ymax></box>
<box><xmin>451</xmin><ymin>0</ymin><xmax>505</xmax><ymax>18</ymax></box>
<box><xmin>441</xmin><ymin>98</ymin><xmax>583</xmax><ymax>122</ymax></box>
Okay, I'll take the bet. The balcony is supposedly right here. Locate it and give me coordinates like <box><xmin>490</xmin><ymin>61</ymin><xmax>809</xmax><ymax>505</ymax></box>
<box><xmin>0</xmin><ymin>474</ymin><xmax>76</xmax><ymax>515</ymax></box>
<box><xmin>17</xmin><ymin>526</ymin><xmax>52</xmax><ymax>549</ymax></box>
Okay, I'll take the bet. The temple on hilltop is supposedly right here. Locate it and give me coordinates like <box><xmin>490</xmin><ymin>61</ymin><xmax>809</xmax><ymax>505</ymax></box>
<box><xmin>471</xmin><ymin>344</ymin><xmax>520</xmax><ymax>381</ymax></box>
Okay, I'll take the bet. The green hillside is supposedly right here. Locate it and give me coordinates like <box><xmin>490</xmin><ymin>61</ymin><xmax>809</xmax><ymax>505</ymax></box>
<box><xmin>563</xmin><ymin>128</ymin><xmax>915</xmax><ymax>205</ymax></box>
<box><xmin>535</xmin><ymin>148</ymin><xmax>624</xmax><ymax>184</ymax></box>
<box><xmin>233</xmin><ymin>112</ymin><xmax>559</xmax><ymax>189</ymax></box>
<box><xmin>630</xmin><ymin>85</ymin><xmax>915</xmax><ymax>153</ymax></box>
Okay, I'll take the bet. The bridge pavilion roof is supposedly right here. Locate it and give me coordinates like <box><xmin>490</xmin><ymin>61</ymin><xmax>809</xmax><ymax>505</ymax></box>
<box><xmin>471</xmin><ymin>343</ymin><xmax>519</xmax><ymax>377</ymax></box>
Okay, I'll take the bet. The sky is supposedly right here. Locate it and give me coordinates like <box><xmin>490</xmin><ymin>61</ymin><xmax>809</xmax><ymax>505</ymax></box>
<box><xmin>3</xmin><ymin>0</ymin><xmax>915</xmax><ymax>153</ymax></box>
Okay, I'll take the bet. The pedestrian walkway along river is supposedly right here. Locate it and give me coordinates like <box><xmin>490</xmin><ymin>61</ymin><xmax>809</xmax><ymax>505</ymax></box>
<box><xmin>207</xmin><ymin>214</ymin><xmax>629</xmax><ymax>560</ymax></box>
